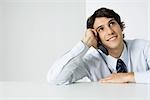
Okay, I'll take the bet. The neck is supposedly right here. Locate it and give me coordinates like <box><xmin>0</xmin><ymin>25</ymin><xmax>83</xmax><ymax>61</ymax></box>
<box><xmin>108</xmin><ymin>43</ymin><xmax>124</xmax><ymax>59</ymax></box>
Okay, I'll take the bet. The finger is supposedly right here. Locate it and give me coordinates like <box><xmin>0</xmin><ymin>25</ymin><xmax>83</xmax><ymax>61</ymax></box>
<box><xmin>99</xmin><ymin>74</ymin><xmax>119</xmax><ymax>83</ymax></box>
<box><xmin>100</xmin><ymin>77</ymin><xmax>127</xmax><ymax>83</ymax></box>
<box><xmin>100</xmin><ymin>77</ymin><xmax>113</xmax><ymax>83</ymax></box>
<box><xmin>100</xmin><ymin>77</ymin><xmax>121</xmax><ymax>83</ymax></box>
<box><xmin>86</xmin><ymin>29</ymin><xmax>96</xmax><ymax>38</ymax></box>
<box><xmin>103</xmin><ymin>74</ymin><xmax>114</xmax><ymax>80</ymax></box>
<box><xmin>100</xmin><ymin>79</ymin><xmax>112</xmax><ymax>83</ymax></box>
<box><xmin>91</xmin><ymin>29</ymin><xmax>97</xmax><ymax>36</ymax></box>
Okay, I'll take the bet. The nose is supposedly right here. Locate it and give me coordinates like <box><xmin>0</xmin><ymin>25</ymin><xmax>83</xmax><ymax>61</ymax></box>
<box><xmin>106</xmin><ymin>27</ymin><xmax>114</xmax><ymax>35</ymax></box>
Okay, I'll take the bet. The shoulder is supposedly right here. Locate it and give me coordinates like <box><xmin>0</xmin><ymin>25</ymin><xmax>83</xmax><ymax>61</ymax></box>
<box><xmin>125</xmin><ymin>39</ymin><xmax>150</xmax><ymax>49</ymax></box>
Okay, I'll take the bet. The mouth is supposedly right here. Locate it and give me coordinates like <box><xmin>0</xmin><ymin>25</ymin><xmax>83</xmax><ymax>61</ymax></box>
<box><xmin>106</xmin><ymin>36</ymin><xmax>117</xmax><ymax>41</ymax></box>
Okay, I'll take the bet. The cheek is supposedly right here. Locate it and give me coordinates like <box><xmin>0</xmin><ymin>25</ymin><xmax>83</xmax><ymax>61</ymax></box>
<box><xmin>99</xmin><ymin>34</ymin><xmax>105</xmax><ymax>41</ymax></box>
<box><xmin>115</xmin><ymin>26</ymin><xmax>122</xmax><ymax>33</ymax></box>
<box><xmin>100</xmin><ymin>35</ymin><xmax>108</xmax><ymax>45</ymax></box>
<box><xmin>118</xmin><ymin>30</ymin><xmax>123</xmax><ymax>38</ymax></box>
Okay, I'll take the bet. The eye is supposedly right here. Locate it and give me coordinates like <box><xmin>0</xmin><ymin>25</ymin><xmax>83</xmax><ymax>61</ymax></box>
<box><xmin>97</xmin><ymin>27</ymin><xmax>104</xmax><ymax>33</ymax></box>
<box><xmin>109</xmin><ymin>21</ymin><xmax>116</xmax><ymax>27</ymax></box>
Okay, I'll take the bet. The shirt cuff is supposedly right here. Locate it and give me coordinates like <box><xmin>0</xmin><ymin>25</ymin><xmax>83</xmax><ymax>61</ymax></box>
<box><xmin>134</xmin><ymin>71</ymin><xmax>150</xmax><ymax>84</ymax></box>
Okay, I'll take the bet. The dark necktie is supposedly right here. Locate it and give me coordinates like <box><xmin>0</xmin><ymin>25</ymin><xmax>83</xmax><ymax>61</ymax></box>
<box><xmin>116</xmin><ymin>59</ymin><xmax>127</xmax><ymax>73</ymax></box>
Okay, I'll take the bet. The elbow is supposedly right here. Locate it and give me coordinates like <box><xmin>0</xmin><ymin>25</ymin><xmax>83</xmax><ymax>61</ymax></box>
<box><xmin>47</xmin><ymin>73</ymin><xmax>71</xmax><ymax>85</ymax></box>
<box><xmin>47</xmin><ymin>78</ymin><xmax>70</xmax><ymax>85</ymax></box>
<box><xmin>47</xmin><ymin>72</ymin><xmax>60</xmax><ymax>85</ymax></box>
<box><xmin>47</xmin><ymin>65</ymin><xmax>74</xmax><ymax>85</ymax></box>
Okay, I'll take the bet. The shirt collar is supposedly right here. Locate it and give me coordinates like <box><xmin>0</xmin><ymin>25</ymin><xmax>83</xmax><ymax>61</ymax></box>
<box><xmin>100</xmin><ymin>42</ymin><xmax>128</xmax><ymax>72</ymax></box>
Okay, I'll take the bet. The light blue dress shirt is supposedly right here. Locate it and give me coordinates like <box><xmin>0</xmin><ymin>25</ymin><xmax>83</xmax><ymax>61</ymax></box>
<box><xmin>47</xmin><ymin>39</ymin><xmax>150</xmax><ymax>85</ymax></box>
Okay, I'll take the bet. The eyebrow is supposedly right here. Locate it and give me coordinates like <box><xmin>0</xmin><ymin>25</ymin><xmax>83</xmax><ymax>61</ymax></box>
<box><xmin>96</xmin><ymin>18</ymin><xmax>115</xmax><ymax>31</ymax></box>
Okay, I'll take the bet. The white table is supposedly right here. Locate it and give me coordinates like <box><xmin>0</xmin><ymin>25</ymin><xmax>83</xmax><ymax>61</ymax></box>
<box><xmin>0</xmin><ymin>81</ymin><xmax>150</xmax><ymax>100</ymax></box>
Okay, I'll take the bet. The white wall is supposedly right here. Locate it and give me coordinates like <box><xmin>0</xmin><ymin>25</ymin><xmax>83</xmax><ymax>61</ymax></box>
<box><xmin>86</xmin><ymin>0</ymin><xmax>150</xmax><ymax>40</ymax></box>
<box><xmin>1</xmin><ymin>0</ymin><xmax>85</xmax><ymax>82</ymax></box>
<box><xmin>0</xmin><ymin>0</ymin><xmax>3</xmax><ymax>80</ymax></box>
<box><xmin>148</xmin><ymin>0</ymin><xmax>150</xmax><ymax>40</ymax></box>
<box><xmin>1</xmin><ymin>0</ymin><xmax>150</xmax><ymax>82</ymax></box>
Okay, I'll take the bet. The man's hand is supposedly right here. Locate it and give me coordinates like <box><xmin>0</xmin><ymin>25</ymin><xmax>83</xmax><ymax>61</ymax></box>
<box><xmin>82</xmin><ymin>29</ymin><xmax>97</xmax><ymax>48</ymax></box>
<box><xmin>100</xmin><ymin>72</ymin><xmax>135</xmax><ymax>83</ymax></box>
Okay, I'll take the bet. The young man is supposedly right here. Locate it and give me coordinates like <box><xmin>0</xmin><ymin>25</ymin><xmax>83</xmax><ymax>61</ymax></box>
<box><xmin>47</xmin><ymin>8</ymin><xmax>150</xmax><ymax>85</ymax></box>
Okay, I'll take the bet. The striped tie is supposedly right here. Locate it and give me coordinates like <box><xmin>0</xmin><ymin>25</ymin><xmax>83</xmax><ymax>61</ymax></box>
<box><xmin>116</xmin><ymin>59</ymin><xmax>127</xmax><ymax>73</ymax></box>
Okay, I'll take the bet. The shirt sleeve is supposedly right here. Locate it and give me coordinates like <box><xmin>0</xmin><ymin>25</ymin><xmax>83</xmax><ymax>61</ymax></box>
<box><xmin>47</xmin><ymin>41</ymin><xmax>90</xmax><ymax>85</ymax></box>
<box><xmin>134</xmin><ymin>71</ymin><xmax>150</xmax><ymax>84</ymax></box>
<box><xmin>134</xmin><ymin>41</ymin><xmax>150</xmax><ymax>84</ymax></box>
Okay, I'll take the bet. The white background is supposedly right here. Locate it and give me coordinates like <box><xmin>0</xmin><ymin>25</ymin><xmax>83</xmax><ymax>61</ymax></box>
<box><xmin>0</xmin><ymin>0</ymin><xmax>150</xmax><ymax>82</ymax></box>
<box><xmin>0</xmin><ymin>0</ymin><xmax>85</xmax><ymax>82</ymax></box>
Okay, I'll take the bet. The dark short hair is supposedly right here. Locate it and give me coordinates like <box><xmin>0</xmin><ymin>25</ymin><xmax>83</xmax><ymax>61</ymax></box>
<box><xmin>87</xmin><ymin>7</ymin><xmax>125</xmax><ymax>30</ymax></box>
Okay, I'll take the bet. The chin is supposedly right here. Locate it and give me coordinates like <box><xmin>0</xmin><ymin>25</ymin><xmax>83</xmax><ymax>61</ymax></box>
<box><xmin>105</xmin><ymin>41</ymin><xmax>121</xmax><ymax>49</ymax></box>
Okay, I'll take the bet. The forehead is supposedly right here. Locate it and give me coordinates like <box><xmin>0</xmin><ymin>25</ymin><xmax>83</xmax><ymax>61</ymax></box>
<box><xmin>93</xmin><ymin>17</ymin><xmax>114</xmax><ymax>29</ymax></box>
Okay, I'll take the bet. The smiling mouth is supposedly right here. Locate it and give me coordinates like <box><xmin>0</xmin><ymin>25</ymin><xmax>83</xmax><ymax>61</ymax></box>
<box><xmin>107</xmin><ymin>36</ymin><xmax>117</xmax><ymax>41</ymax></box>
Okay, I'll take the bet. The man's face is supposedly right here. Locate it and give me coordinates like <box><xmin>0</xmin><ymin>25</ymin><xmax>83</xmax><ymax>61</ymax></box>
<box><xmin>93</xmin><ymin>17</ymin><xmax>123</xmax><ymax>50</ymax></box>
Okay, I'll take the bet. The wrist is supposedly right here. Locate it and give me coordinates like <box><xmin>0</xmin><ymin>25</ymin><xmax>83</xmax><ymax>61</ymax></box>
<box><xmin>81</xmin><ymin>39</ymin><xmax>92</xmax><ymax>48</ymax></box>
<box><xmin>127</xmin><ymin>72</ymin><xmax>135</xmax><ymax>83</ymax></box>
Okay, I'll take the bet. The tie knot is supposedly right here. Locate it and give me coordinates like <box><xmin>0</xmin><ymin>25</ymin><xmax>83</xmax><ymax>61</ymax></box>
<box><xmin>116</xmin><ymin>59</ymin><xmax>127</xmax><ymax>73</ymax></box>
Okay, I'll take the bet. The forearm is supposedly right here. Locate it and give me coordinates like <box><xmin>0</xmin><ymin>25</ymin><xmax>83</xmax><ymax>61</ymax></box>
<box><xmin>55</xmin><ymin>55</ymin><xmax>89</xmax><ymax>85</ymax></box>
<box><xmin>47</xmin><ymin>41</ymin><xmax>89</xmax><ymax>85</ymax></box>
<box><xmin>100</xmin><ymin>72</ymin><xmax>135</xmax><ymax>83</ymax></box>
